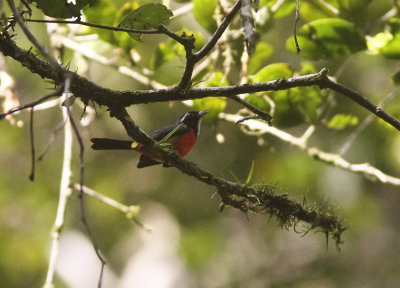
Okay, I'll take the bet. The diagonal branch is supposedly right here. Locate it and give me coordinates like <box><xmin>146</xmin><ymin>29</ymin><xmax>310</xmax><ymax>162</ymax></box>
<box><xmin>0</xmin><ymin>89</ymin><xmax>62</xmax><ymax>120</ymax></box>
<box><xmin>320</xmin><ymin>76</ymin><xmax>400</xmax><ymax>130</ymax></box>
<box><xmin>71</xmin><ymin>183</ymin><xmax>151</xmax><ymax>231</ymax></box>
<box><xmin>221</xmin><ymin>113</ymin><xmax>400</xmax><ymax>186</ymax></box>
<box><xmin>6</xmin><ymin>0</ymin><xmax>60</xmax><ymax>69</ymax></box>
<box><xmin>109</xmin><ymin>106</ymin><xmax>345</xmax><ymax>248</ymax></box>
<box><xmin>194</xmin><ymin>0</ymin><xmax>242</xmax><ymax>61</ymax></box>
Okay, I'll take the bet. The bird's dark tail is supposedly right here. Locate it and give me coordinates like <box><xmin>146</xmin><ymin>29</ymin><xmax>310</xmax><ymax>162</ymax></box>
<box><xmin>91</xmin><ymin>138</ymin><xmax>134</xmax><ymax>150</ymax></box>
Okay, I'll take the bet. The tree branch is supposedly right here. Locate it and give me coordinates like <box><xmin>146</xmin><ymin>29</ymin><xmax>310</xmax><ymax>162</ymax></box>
<box><xmin>1</xmin><ymin>33</ymin><xmax>399</xmax><ymax>131</ymax></box>
<box><xmin>109</xmin><ymin>106</ymin><xmax>345</xmax><ymax>248</ymax></box>
<box><xmin>71</xmin><ymin>183</ymin><xmax>151</xmax><ymax>231</ymax></box>
<box><xmin>320</xmin><ymin>76</ymin><xmax>400</xmax><ymax>130</ymax></box>
<box><xmin>240</xmin><ymin>0</ymin><xmax>259</xmax><ymax>54</ymax></box>
<box><xmin>194</xmin><ymin>0</ymin><xmax>242</xmax><ymax>61</ymax></box>
<box><xmin>21</xmin><ymin>18</ymin><xmax>188</xmax><ymax>46</ymax></box>
<box><xmin>0</xmin><ymin>88</ymin><xmax>62</xmax><ymax>120</ymax></box>
<box><xmin>43</xmin><ymin>88</ymin><xmax>74</xmax><ymax>288</ymax></box>
<box><xmin>221</xmin><ymin>113</ymin><xmax>400</xmax><ymax>186</ymax></box>
<box><xmin>6</xmin><ymin>0</ymin><xmax>60</xmax><ymax>69</ymax></box>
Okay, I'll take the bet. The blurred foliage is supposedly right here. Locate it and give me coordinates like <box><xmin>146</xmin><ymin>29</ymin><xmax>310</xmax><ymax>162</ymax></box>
<box><xmin>29</xmin><ymin>0</ymin><xmax>95</xmax><ymax>18</ymax></box>
<box><xmin>118</xmin><ymin>3</ymin><xmax>173</xmax><ymax>41</ymax></box>
<box><xmin>193</xmin><ymin>0</ymin><xmax>218</xmax><ymax>33</ymax></box>
<box><xmin>193</xmin><ymin>72</ymin><xmax>228</xmax><ymax>125</ymax></box>
<box><xmin>286</xmin><ymin>18</ymin><xmax>367</xmax><ymax>59</ymax></box>
<box><xmin>1</xmin><ymin>0</ymin><xmax>400</xmax><ymax>287</ymax></box>
<box><xmin>327</xmin><ymin>113</ymin><xmax>359</xmax><ymax>130</ymax></box>
<box><xmin>247</xmin><ymin>63</ymin><xmax>324</xmax><ymax>126</ymax></box>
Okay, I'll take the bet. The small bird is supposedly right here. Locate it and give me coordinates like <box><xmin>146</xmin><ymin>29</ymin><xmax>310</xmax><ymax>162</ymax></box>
<box><xmin>91</xmin><ymin>110</ymin><xmax>208</xmax><ymax>168</ymax></box>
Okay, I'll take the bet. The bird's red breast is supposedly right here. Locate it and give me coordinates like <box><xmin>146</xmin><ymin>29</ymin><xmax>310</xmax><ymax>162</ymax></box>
<box><xmin>133</xmin><ymin>128</ymin><xmax>196</xmax><ymax>158</ymax></box>
<box><xmin>172</xmin><ymin>128</ymin><xmax>196</xmax><ymax>157</ymax></box>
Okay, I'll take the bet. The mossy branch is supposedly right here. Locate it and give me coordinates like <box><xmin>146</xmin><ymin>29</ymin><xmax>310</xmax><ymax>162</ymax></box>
<box><xmin>111</xmin><ymin>106</ymin><xmax>345</xmax><ymax>248</ymax></box>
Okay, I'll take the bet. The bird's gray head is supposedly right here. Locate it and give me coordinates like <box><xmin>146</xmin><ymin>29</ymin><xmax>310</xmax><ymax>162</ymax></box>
<box><xmin>178</xmin><ymin>110</ymin><xmax>208</xmax><ymax>135</ymax></box>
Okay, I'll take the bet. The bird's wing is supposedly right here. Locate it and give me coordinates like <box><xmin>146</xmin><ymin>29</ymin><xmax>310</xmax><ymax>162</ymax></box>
<box><xmin>149</xmin><ymin>123</ymin><xmax>190</xmax><ymax>141</ymax></box>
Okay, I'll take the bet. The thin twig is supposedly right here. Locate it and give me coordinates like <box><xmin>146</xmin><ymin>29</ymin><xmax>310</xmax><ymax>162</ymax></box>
<box><xmin>229</xmin><ymin>94</ymin><xmax>272</xmax><ymax>124</ymax></box>
<box><xmin>37</xmin><ymin>119</ymin><xmax>68</xmax><ymax>161</ymax></box>
<box><xmin>194</xmin><ymin>0</ymin><xmax>242</xmax><ymax>61</ymax></box>
<box><xmin>321</xmin><ymin>75</ymin><xmax>400</xmax><ymax>131</ymax></box>
<box><xmin>6</xmin><ymin>0</ymin><xmax>59</xmax><ymax>68</ymax></box>
<box><xmin>29</xmin><ymin>107</ymin><xmax>35</xmax><ymax>181</ymax></box>
<box><xmin>64</xmin><ymin>77</ymin><xmax>106</xmax><ymax>288</ymax></box>
<box><xmin>235</xmin><ymin>114</ymin><xmax>260</xmax><ymax>124</ymax></box>
<box><xmin>43</xmin><ymin>86</ymin><xmax>74</xmax><ymax>288</ymax></box>
<box><xmin>0</xmin><ymin>89</ymin><xmax>62</xmax><ymax>120</ymax></box>
<box><xmin>221</xmin><ymin>112</ymin><xmax>400</xmax><ymax>186</ymax></box>
<box><xmin>21</xmin><ymin>17</ymin><xmax>186</xmax><ymax>45</ymax></box>
<box><xmin>58</xmin><ymin>35</ymin><xmax>166</xmax><ymax>89</ymax></box>
<box><xmin>71</xmin><ymin>183</ymin><xmax>151</xmax><ymax>232</ymax></box>
<box><xmin>293</xmin><ymin>0</ymin><xmax>301</xmax><ymax>53</ymax></box>
<box><xmin>22</xmin><ymin>17</ymin><xmax>163</xmax><ymax>34</ymax></box>
<box><xmin>338</xmin><ymin>89</ymin><xmax>399</xmax><ymax>155</ymax></box>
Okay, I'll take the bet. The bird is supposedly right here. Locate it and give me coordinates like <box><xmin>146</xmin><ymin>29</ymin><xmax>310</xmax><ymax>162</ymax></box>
<box><xmin>91</xmin><ymin>110</ymin><xmax>208</xmax><ymax>168</ymax></box>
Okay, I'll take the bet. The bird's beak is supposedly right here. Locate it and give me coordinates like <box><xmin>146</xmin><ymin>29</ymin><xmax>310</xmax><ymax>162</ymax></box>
<box><xmin>198</xmin><ymin>110</ymin><xmax>208</xmax><ymax>117</ymax></box>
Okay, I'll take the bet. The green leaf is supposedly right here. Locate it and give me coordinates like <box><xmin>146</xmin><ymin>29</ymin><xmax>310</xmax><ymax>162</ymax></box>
<box><xmin>151</xmin><ymin>30</ymin><xmax>205</xmax><ymax>70</ymax></box>
<box><xmin>205</xmin><ymin>71</ymin><xmax>230</xmax><ymax>87</ymax></box>
<box><xmin>193</xmin><ymin>73</ymin><xmax>228</xmax><ymax>125</ymax></box>
<box><xmin>260</xmin><ymin>0</ymin><xmax>296</xmax><ymax>18</ymax></box>
<box><xmin>229</xmin><ymin>170</ymin><xmax>242</xmax><ymax>185</ymax></box>
<box><xmin>245</xmin><ymin>160</ymin><xmax>255</xmax><ymax>186</ymax></box>
<box><xmin>251</xmin><ymin>63</ymin><xmax>299</xmax><ymax>127</ymax></box>
<box><xmin>29</xmin><ymin>0</ymin><xmax>95</xmax><ymax>18</ymax></box>
<box><xmin>193</xmin><ymin>97</ymin><xmax>226</xmax><ymax>125</ymax></box>
<box><xmin>379</xmin><ymin>18</ymin><xmax>400</xmax><ymax>59</ymax></box>
<box><xmin>286</xmin><ymin>18</ymin><xmax>367</xmax><ymax>60</ymax></box>
<box><xmin>113</xmin><ymin>1</ymin><xmax>140</xmax><ymax>51</ymax></box>
<box><xmin>298</xmin><ymin>61</ymin><xmax>317</xmax><ymax>75</ymax></box>
<box><xmin>248</xmin><ymin>42</ymin><xmax>274</xmax><ymax>75</ymax></box>
<box><xmin>289</xmin><ymin>85</ymin><xmax>323</xmax><ymax>123</ymax></box>
<box><xmin>367</xmin><ymin>32</ymin><xmax>392</xmax><ymax>55</ymax></box>
<box><xmin>327</xmin><ymin>114</ymin><xmax>358</xmax><ymax>130</ymax></box>
<box><xmin>252</xmin><ymin>63</ymin><xmax>293</xmax><ymax>82</ymax></box>
<box><xmin>270</xmin><ymin>90</ymin><xmax>306</xmax><ymax>127</ymax></box>
<box><xmin>193</xmin><ymin>0</ymin><xmax>218</xmax><ymax>33</ymax></box>
<box><xmin>152</xmin><ymin>41</ymin><xmax>182</xmax><ymax>69</ymax></box>
<box><xmin>245</xmin><ymin>93</ymin><xmax>271</xmax><ymax>112</ymax></box>
<box><xmin>83</xmin><ymin>0</ymin><xmax>117</xmax><ymax>43</ymax></box>
<box><xmin>250</xmin><ymin>63</ymin><xmax>324</xmax><ymax>127</ymax></box>
<box><xmin>392</xmin><ymin>70</ymin><xmax>400</xmax><ymax>87</ymax></box>
<box><xmin>300</xmin><ymin>1</ymin><xmax>335</xmax><ymax>22</ymax></box>
<box><xmin>118</xmin><ymin>3</ymin><xmax>173</xmax><ymax>41</ymax></box>
<box><xmin>388</xmin><ymin>18</ymin><xmax>400</xmax><ymax>34</ymax></box>
<box><xmin>337</xmin><ymin>0</ymin><xmax>372</xmax><ymax>12</ymax></box>
<box><xmin>380</xmin><ymin>36</ymin><xmax>400</xmax><ymax>59</ymax></box>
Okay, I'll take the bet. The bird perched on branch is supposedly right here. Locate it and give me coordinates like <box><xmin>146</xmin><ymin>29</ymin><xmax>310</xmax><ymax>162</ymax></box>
<box><xmin>91</xmin><ymin>110</ymin><xmax>208</xmax><ymax>168</ymax></box>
